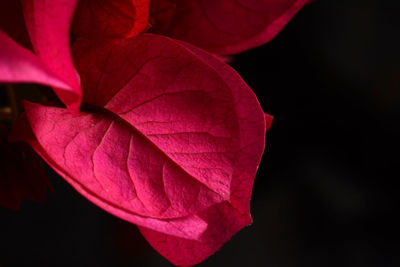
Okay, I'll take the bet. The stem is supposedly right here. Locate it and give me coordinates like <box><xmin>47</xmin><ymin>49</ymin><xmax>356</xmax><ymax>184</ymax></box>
<box><xmin>0</xmin><ymin>107</ymin><xmax>12</xmax><ymax>121</ymax></box>
<box><xmin>6</xmin><ymin>84</ymin><xmax>18</xmax><ymax>121</ymax></box>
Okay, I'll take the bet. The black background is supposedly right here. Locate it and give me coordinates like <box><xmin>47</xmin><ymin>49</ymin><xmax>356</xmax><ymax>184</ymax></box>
<box><xmin>1</xmin><ymin>1</ymin><xmax>400</xmax><ymax>266</ymax></box>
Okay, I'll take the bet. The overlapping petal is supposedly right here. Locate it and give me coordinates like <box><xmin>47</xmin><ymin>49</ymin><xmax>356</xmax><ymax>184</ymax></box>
<box><xmin>16</xmin><ymin>34</ymin><xmax>265</xmax><ymax>264</ymax></box>
<box><xmin>1</xmin><ymin>0</ymin><xmax>281</xmax><ymax>264</ymax></box>
<box><xmin>72</xmin><ymin>0</ymin><xmax>150</xmax><ymax>39</ymax></box>
<box><xmin>0</xmin><ymin>0</ymin><xmax>32</xmax><ymax>49</ymax></box>
<box><xmin>0</xmin><ymin>30</ymin><xmax>72</xmax><ymax>89</ymax></box>
<box><xmin>139</xmin><ymin>202</ymin><xmax>250</xmax><ymax>266</ymax></box>
<box><xmin>21</xmin><ymin>0</ymin><xmax>81</xmax><ymax>114</ymax></box>
<box><xmin>149</xmin><ymin>0</ymin><xmax>312</xmax><ymax>55</ymax></box>
<box><xmin>139</xmin><ymin>39</ymin><xmax>268</xmax><ymax>266</ymax></box>
<box><xmin>19</xmin><ymin>101</ymin><xmax>209</xmax><ymax>239</ymax></box>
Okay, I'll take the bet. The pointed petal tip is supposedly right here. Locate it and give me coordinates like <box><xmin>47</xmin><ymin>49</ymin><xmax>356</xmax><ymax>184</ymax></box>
<box><xmin>264</xmin><ymin>113</ymin><xmax>274</xmax><ymax>131</ymax></box>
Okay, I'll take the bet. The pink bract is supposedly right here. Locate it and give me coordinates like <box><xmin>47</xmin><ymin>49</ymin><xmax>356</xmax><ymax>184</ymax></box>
<box><xmin>0</xmin><ymin>0</ymin><xmax>82</xmax><ymax>114</ymax></box>
<box><xmin>0</xmin><ymin>0</ymin><xmax>312</xmax><ymax>265</ymax></box>
<box><xmin>17</xmin><ymin>34</ymin><xmax>266</xmax><ymax>266</ymax></box>
<box><xmin>21</xmin><ymin>0</ymin><xmax>82</xmax><ymax>114</ymax></box>
<box><xmin>0</xmin><ymin>30</ymin><xmax>71</xmax><ymax>89</ymax></box>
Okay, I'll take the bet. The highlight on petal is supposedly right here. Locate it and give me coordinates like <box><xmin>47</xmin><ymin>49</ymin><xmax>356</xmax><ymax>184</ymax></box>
<box><xmin>137</xmin><ymin>38</ymin><xmax>268</xmax><ymax>266</ymax></box>
<box><xmin>16</xmin><ymin>103</ymin><xmax>209</xmax><ymax>239</ymax></box>
<box><xmin>72</xmin><ymin>0</ymin><xmax>150</xmax><ymax>39</ymax></box>
<box><xmin>150</xmin><ymin>0</ymin><xmax>312</xmax><ymax>55</ymax></box>
<box><xmin>18</xmin><ymin>34</ymin><xmax>265</xmax><ymax>264</ymax></box>
<box><xmin>0</xmin><ymin>30</ymin><xmax>73</xmax><ymax>90</ymax></box>
<box><xmin>0</xmin><ymin>124</ymin><xmax>50</xmax><ymax>210</ymax></box>
<box><xmin>21</xmin><ymin>0</ymin><xmax>81</xmax><ymax>114</ymax></box>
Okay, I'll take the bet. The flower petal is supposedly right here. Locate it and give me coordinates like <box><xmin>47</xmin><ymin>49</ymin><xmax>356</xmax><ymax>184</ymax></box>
<box><xmin>23</xmin><ymin>101</ymin><xmax>227</xmax><ymax>221</ymax></box>
<box><xmin>265</xmin><ymin>112</ymin><xmax>274</xmax><ymax>131</ymax></box>
<box><xmin>19</xmin><ymin>35</ymin><xmax>265</xmax><ymax>263</ymax></box>
<box><xmin>0</xmin><ymin>30</ymin><xmax>73</xmax><ymax>90</ymax></box>
<box><xmin>72</xmin><ymin>0</ymin><xmax>150</xmax><ymax>38</ymax></box>
<box><xmin>135</xmin><ymin>39</ymin><xmax>267</xmax><ymax>266</ymax></box>
<box><xmin>21</xmin><ymin>0</ymin><xmax>81</xmax><ymax>114</ymax></box>
<box><xmin>139</xmin><ymin>202</ymin><xmax>251</xmax><ymax>266</ymax></box>
<box><xmin>14</xmin><ymin>106</ymin><xmax>209</xmax><ymax>240</ymax></box>
<box><xmin>150</xmin><ymin>0</ymin><xmax>312</xmax><ymax>55</ymax></box>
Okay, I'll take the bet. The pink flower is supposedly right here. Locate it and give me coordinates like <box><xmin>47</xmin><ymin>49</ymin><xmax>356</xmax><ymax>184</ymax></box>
<box><xmin>0</xmin><ymin>0</ymin><xmax>81</xmax><ymax>114</ymax></box>
<box><xmin>0</xmin><ymin>0</ymin><xmax>308</xmax><ymax>265</ymax></box>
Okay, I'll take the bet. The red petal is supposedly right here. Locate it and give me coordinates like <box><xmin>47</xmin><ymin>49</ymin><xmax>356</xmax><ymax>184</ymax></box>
<box><xmin>0</xmin><ymin>124</ymin><xmax>50</xmax><ymax>210</ymax></box>
<box><xmin>21</xmin><ymin>0</ymin><xmax>81</xmax><ymax>114</ymax></box>
<box><xmin>139</xmin><ymin>202</ymin><xmax>251</xmax><ymax>266</ymax></box>
<box><xmin>265</xmin><ymin>113</ymin><xmax>274</xmax><ymax>131</ymax></box>
<box><xmin>17</xmin><ymin>104</ymin><xmax>209</xmax><ymax>239</ymax></box>
<box><xmin>0</xmin><ymin>30</ymin><xmax>73</xmax><ymax>89</ymax></box>
<box><xmin>137</xmin><ymin>39</ymin><xmax>267</xmax><ymax>266</ymax></box>
<box><xmin>77</xmin><ymin>34</ymin><xmax>265</xmax><ymax>264</ymax></box>
<box><xmin>74</xmin><ymin>35</ymin><xmax>265</xmax><ymax>217</ymax></box>
<box><xmin>22</xmin><ymin>34</ymin><xmax>265</xmax><ymax>264</ymax></box>
<box><xmin>150</xmin><ymin>0</ymin><xmax>312</xmax><ymax>55</ymax></box>
<box><xmin>72</xmin><ymin>0</ymin><xmax>150</xmax><ymax>38</ymax></box>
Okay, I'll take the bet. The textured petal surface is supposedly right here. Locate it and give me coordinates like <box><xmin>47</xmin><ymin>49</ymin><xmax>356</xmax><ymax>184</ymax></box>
<box><xmin>139</xmin><ymin>202</ymin><xmax>250</xmax><ymax>267</ymax></box>
<box><xmin>135</xmin><ymin>40</ymin><xmax>267</xmax><ymax>266</ymax></box>
<box><xmin>150</xmin><ymin>0</ymin><xmax>311</xmax><ymax>55</ymax></box>
<box><xmin>21</xmin><ymin>0</ymin><xmax>81</xmax><ymax>114</ymax></box>
<box><xmin>72</xmin><ymin>0</ymin><xmax>150</xmax><ymax>38</ymax></box>
<box><xmin>19</xmin><ymin>104</ymin><xmax>209</xmax><ymax>239</ymax></box>
<box><xmin>20</xmin><ymin>34</ymin><xmax>265</xmax><ymax>246</ymax></box>
<box><xmin>0</xmin><ymin>30</ymin><xmax>73</xmax><ymax>89</ymax></box>
<box><xmin>0</xmin><ymin>124</ymin><xmax>50</xmax><ymax>210</ymax></box>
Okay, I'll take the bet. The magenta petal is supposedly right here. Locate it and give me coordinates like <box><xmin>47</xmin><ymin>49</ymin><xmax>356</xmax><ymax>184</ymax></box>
<box><xmin>139</xmin><ymin>202</ymin><xmax>251</xmax><ymax>266</ymax></box>
<box><xmin>73</xmin><ymin>34</ymin><xmax>266</xmax><ymax>264</ymax></box>
<box><xmin>131</xmin><ymin>38</ymin><xmax>268</xmax><ymax>266</ymax></box>
<box><xmin>21</xmin><ymin>0</ymin><xmax>81</xmax><ymax>114</ymax></box>
<box><xmin>150</xmin><ymin>0</ymin><xmax>311</xmax><ymax>55</ymax></box>
<box><xmin>21</xmin><ymin>101</ymin><xmax>210</xmax><ymax>239</ymax></box>
<box><xmin>24</xmin><ymin>99</ymin><xmax>229</xmax><ymax>217</ymax></box>
<box><xmin>23</xmin><ymin>34</ymin><xmax>265</xmax><ymax>264</ymax></box>
<box><xmin>19</xmin><ymin>102</ymin><xmax>209</xmax><ymax>239</ymax></box>
<box><xmin>0</xmin><ymin>30</ymin><xmax>73</xmax><ymax>90</ymax></box>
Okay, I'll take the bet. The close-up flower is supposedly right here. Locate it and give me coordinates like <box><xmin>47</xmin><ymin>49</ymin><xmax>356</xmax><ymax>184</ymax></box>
<box><xmin>1</xmin><ymin>0</ymin><xmax>310</xmax><ymax>266</ymax></box>
<box><xmin>5</xmin><ymin>1</ymin><xmax>396</xmax><ymax>267</ymax></box>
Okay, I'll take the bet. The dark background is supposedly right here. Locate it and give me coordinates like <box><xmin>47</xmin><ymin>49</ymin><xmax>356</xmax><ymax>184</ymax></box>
<box><xmin>1</xmin><ymin>1</ymin><xmax>399</xmax><ymax>266</ymax></box>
